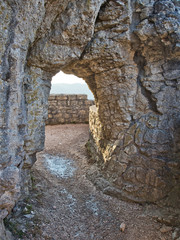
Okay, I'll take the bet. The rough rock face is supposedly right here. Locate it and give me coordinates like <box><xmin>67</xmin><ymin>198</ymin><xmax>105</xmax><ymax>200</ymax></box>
<box><xmin>0</xmin><ymin>0</ymin><xmax>180</xmax><ymax>237</ymax></box>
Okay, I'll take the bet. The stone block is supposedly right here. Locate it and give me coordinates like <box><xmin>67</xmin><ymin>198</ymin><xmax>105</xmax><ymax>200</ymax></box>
<box><xmin>58</xmin><ymin>100</ymin><xmax>67</xmax><ymax>106</ymax></box>
<box><xmin>56</xmin><ymin>95</ymin><xmax>68</xmax><ymax>100</ymax></box>
<box><xmin>77</xmin><ymin>94</ymin><xmax>87</xmax><ymax>100</ymax></box>
<box><xmin>48</xmin><ymin>95</ymin><xmax>56</xmax><ymax>100</ymax></box>
<box><xmin>67</xmin><ymin>95</ymin><xmax>77</xmax><ymax>100</ymax></box>
<box><xmin>70</xmin><ymin>100</ymin><xmax>78</xmax><ymax>105</ymax></box>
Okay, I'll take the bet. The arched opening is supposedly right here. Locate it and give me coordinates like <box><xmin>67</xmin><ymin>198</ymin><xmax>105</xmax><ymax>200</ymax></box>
<box><xmin>41</xmin><ymin>70</ymin><xmax>95</xmax><ymax>177</ymax></box>
<box><xmin>46</xmin><ymin>71</ymin><xmax>94</xmax><ymax>126</ymax></box>
<box><xmin>51</xmin><ymin>71</ymin><xmax>94</xmax><ymax>100</ymax></box>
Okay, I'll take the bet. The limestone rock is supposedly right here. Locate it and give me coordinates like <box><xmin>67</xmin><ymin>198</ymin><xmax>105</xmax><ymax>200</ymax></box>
<box><xmin>160</xmin><ymin>225</ymin><xmax>173</xmax><ymax>233</ymax></box>
<box><xmin>0</xmin><ymin>0</ymin><xmax>180</xmax><ymax>236</ymax></box>
<box><xmin>120</xmin><ymin>222</ymin><xmax>126</xmax><ymax>232</ymax></box>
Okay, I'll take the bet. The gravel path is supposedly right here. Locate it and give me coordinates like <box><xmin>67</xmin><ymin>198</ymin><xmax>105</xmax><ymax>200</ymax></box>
<box><xmin>7</xmin><ymin>124</ymin><xmax>173</xmax><ymax>240</ymax></box>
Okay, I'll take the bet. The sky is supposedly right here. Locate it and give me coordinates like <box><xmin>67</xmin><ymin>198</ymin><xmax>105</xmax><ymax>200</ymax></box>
<box><xmin>50</xmin><ymin>71</ymin><xmax>94</xmax><ymax>100</ymax></box>
<box><xmin>52</xmin><ymin>71</ymin><xmax>85</xmax><ymax>84</ymax></box>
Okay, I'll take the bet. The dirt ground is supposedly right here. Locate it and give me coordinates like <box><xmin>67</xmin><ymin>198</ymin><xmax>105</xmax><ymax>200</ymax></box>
<box><xmin>6</xmin><ymin>124</ymin><xmax>175</xmax><ymax>240</ymax></box>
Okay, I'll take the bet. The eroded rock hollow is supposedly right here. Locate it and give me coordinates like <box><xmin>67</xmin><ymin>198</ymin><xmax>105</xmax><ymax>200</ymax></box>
<box><xmin>0</xmin><ymin>0</ymin><xmax>180</xmax><ymax>238</ymax></box>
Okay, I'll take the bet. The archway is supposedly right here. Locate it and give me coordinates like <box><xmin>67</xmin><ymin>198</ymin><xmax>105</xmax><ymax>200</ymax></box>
<box><xmin>47</xmin><ymin>71</ymin><xmax>94</xmax><ymax>125</ymax></box>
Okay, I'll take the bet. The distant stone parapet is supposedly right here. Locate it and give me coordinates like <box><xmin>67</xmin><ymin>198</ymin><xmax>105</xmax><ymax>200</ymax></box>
<box><xmin>46</xmin><ymin>94</ymin><xmax>94</xmax><ymax>125</ymax></box>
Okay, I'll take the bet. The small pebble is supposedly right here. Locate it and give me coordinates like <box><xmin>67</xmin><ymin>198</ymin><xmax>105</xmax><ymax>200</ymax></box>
<box><xmin>160</xmin><ymin>225</ymin><xmax>172</xmax><ymax>233</ymax></box>
<box><xmin>120</xmin><ymin>222</ymin><xmax>126</xmax><ymax>232</ymax></box>
<box><xmin>24</xmin><ymin>214</ymin><xmax>34</xmax><ymax>219</ymax></box>
<box><xmin>172</xmin><ymin>228</ymin><xmax>180</xmax><ymax>240</ymax></box>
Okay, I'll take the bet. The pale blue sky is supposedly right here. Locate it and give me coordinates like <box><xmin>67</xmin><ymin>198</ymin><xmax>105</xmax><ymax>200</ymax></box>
<box><xmin>52</xmin><ymin>71</ymin><xmax>85</xmax><ymax>84</ymax></box>
<box><xmin>51</xmin><ymin>71</ymin><xmax>94</xmax><ymax>99</ymax></box>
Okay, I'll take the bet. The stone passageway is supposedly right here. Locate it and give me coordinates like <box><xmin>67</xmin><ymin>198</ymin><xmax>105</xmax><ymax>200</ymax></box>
<box><xmin>6</xmin><ymin>124</ymin><xmax>173</xmax><ymax>240</ymax></box>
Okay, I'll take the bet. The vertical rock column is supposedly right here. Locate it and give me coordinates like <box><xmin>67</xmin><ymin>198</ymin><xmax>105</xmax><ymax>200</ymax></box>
<box><xmin>83</xmin><ymin>0</ymin><xmax>180</xmax><ymax>222</ymax></box>
<box><xmin>0</xmin><ymin>1</ymin><xmax>49</xmax><ymax>238</ymax></box>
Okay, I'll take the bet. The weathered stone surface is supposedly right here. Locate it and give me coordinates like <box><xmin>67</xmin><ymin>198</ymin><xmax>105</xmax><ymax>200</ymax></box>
<box><xmin>0</xmin><ymin>0</ymin><xmax>180</xmax><ymax>236</ymax></box>
<box><xmin>0</xmin><ymin>219</ymin><xmax>13</xmax><ymax>240</ymax></box>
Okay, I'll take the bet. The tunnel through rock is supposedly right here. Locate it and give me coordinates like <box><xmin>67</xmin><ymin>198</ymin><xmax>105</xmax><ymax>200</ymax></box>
<box><xmin>0</xmin><ymin>0</ymin><xmax>180</xmax><ymax>237</ymax></box>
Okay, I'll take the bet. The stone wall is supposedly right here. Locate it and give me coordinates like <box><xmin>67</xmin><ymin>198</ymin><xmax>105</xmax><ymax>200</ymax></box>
<box><xmin>46</xmin><ymin>94</ymin><xmax>94</xmax><ymax>125</ymax></box>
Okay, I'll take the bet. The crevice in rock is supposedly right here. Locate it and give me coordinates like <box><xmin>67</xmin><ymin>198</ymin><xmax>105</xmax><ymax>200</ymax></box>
<box><xmin>133</xmin><ymin>50</ymin><xmax>161</xmax><ymax>115</ymax></box>
<box><xmin>85</xmin><ymin>73</ymin><xmax>98</xmax><ymax>101</ymax></box>
<box><xmin>1</xmin><ymin>4</ymin><xmax>17</xmax><ymax>81</ymax></box>
<box><xmin>129</xmin><ymin>0</ymin><xmax>141</xmax><ymax>33</ymax></box>
<box><xmin>95</xmin><ymin>0</ymin><xmax>110</xmax><ymax>20</ymax></box>
<box><xmin>79</xmin><ymin>35</ymin><xmax>97</xmax><ymax>60</ymax></box>
<box><xmin>79</xmin><ymin>0</ymin><xmax>109</xmax><ymax>60</ymax></box>
<box><xmin>6</xmin><ymin>85</ymin><xmax>10</xmax><ymax>102</ymax></box>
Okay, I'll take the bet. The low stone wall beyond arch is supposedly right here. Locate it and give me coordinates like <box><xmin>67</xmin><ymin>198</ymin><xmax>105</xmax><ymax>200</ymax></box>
<box><xmin>46</xmin><ymin>94</ymin><xmax>94</xmax><ymax>125</ymax></box>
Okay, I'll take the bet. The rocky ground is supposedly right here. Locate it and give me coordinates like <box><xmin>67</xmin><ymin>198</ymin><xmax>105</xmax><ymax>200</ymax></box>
<box><xmin>4</xmin><ymin>124</ymin><xmax>178</xmax><ymax>240</ymax></box>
